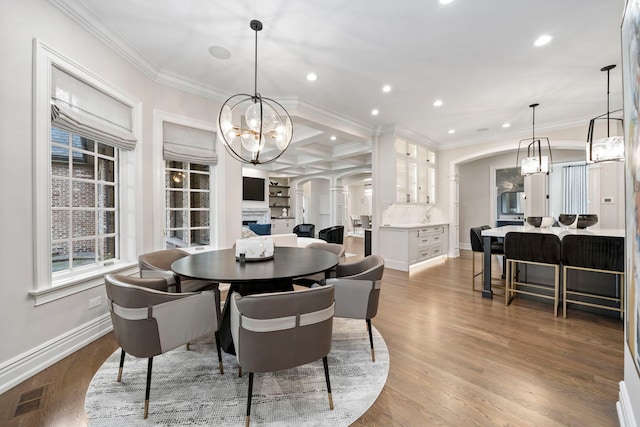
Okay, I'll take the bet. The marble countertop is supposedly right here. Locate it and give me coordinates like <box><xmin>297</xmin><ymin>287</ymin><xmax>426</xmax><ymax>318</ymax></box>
<box><xmin>380</xmin><ymin>222</ymin><xmax>448</xmax><ymax>229</ymax></box>
<box><xmin>482</xmin><ymin>225</ymin><xmax>624</xmax><ymax>238</ymax></box>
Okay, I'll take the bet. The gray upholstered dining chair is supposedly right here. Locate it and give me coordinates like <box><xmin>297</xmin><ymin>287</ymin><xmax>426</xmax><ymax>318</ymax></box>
<box><xmin>293</xmin><ymin>242</ymin><xmax>346</xmax><ymax>287</ymax></box>
<box><xmin>324</xmin><ymin>254</ymin><xmax>385</xmax><ymax>361</ymax></box>
<box><xmin>104</xmin><ymin>273</ymin><xmax>223</xmax><ymax>419</ymax></box>
<box><xmin>230</xmin><ymin>286</ymin><xmax>335</xmax><ymax>427</ymax></box>
<box><xmin>360</xmin><ymin>215</ymin><xmax>371</xmax><ymax>229</ymax></box>
<box><xmin>138</xmin><ymin>248</ymin><xmax>218</xmax><ymax>293</ymax></box>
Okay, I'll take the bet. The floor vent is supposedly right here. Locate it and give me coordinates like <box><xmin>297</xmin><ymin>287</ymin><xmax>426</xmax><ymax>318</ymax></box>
<box><xmin>14</xmin><ymin>385</ymin><xmax>46</xmax><ymax>417</ymax></box>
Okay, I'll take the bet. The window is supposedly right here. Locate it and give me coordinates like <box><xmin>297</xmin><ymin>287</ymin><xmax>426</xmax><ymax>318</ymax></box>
<box><xmin>158</xmin><ymin>118</ymin><xmax>218</xmax><ymax>249</ymax></box>
<box><xmin>51</xmin><ymin>128</ymin><xmax>118</xmax><ymax>273</ymax></box>
<box><xmin>165</xmin><ymin>161</ymin><xmax>211</xmax><ymax>248</ymax></box>
<box><xmin>31</xmin><ymin>40</ymin><xmax>140</xmax><ymax>304</ymax></box>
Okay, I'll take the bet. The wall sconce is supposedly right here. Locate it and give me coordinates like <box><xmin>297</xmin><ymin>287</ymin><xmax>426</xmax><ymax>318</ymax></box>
<box><xmin>516</xmin><ymin>103</ymin><xmax>552</xmax><ymax>176</ymax></box>
<box><xmin>586</xmin><ymin>65</ymin><xmax>624</xmax><ymax>163</ymax></box>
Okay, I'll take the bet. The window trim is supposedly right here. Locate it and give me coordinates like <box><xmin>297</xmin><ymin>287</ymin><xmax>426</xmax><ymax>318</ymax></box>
<box><xmin>31</xmin><ymin>38</ymin><xmax>141</xmax><ymax>305</ymax></box>
<box><xmin>152</xmin><ymin>111</ymin><xmax>217</xmax><ymax>250</ymax></box>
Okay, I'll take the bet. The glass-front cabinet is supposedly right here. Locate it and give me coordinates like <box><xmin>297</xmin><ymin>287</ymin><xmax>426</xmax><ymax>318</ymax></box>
<box><xmin>395</xmin><ymin>138</ymin><xmax>435</xmax><ymax>204</ymax></box>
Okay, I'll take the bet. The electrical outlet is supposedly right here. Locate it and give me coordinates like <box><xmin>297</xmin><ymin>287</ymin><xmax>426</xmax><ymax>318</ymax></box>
<box><xmin>88</xmin><ymin>296</ymin><xmax>102</xmax><ymax>309</ymax></box>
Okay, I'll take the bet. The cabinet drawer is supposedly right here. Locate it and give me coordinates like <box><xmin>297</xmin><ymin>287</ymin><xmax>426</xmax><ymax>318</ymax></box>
<box><xmin>417</xmin><ymin>248</ymin><xmax>430</xmax><ymax>261</ymax></box>
<box><xmin>417</xmin><ymin>226</ymin><xmax>445</xmax><ymax>237</ymax></box>
<box><xmin>429</xmin><ymin>244</ymin><xmax>443</xmax><ymax>257</ymax></box>
<box><xmin>417</xmin><ymin>236</ymin><xmax>432</xmax><ymax>247</ymax></box>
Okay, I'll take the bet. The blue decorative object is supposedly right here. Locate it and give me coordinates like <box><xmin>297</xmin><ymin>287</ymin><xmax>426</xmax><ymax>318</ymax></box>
<box><xmin>248</xmin><ymin>223</ymin><xmax>271</xmax><ymax>235</ymax></box>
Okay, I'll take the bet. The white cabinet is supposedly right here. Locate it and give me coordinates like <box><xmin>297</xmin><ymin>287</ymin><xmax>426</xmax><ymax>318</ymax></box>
<box><xmin>408</xmin><ymin>225</ymin><xmax>446</xmax><ymax>264</ymax></box>
<box><xmin>379</xmin><ymin>224</ymin><xmax>448</xmax><ymax>271</ymax></box>
<box><xmin>395</xmin><ymin>139</ymin><xmax>436</xmax><ymax>204</ymax></box>
<box><xmin>271</xmin><ymin>218</ymin><xmax>293</xmax><ymax>235</ymax></box>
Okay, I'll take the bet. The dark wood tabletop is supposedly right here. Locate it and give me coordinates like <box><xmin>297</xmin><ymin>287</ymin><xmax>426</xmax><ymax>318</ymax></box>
<box><xmin>171</xmin><ymin>246</ymin><xmax>339</xmax><ymax>283</ymax></box>
<box><xmin>171</xmin><ymin>246</ymin><xmax>339</xmax><ymax>355</ymax></box>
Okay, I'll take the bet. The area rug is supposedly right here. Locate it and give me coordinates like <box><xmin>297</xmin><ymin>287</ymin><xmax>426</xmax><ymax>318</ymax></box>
<box><xmin>85</xmin><ymin>318</ymin><xmax>389</xmax><ymax>426</ymax></box>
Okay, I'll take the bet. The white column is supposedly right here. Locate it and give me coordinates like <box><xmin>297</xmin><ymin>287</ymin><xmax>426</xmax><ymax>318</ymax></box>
<box><xmin>448</xmin><ymin>166</ymin><xmax>460</xmax><ymax>258</ymax></box>
<box><xmin>330</xmin><ymin>184</ymin><xmax>346</xmax><ymax>226</ymax></box>
<box><xmin>294</xmin><ymin>188</ymin><xmax>305</xmax><ymax>224</ymax></box>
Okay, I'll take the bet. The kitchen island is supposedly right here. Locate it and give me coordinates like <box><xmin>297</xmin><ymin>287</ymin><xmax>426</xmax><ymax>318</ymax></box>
<box><xmin>379</xmin><ymin>223</ymin><xmax>448</xmax><ymax>271</ymax></box>
<box><xmin>480</xmin><ymin>225</ymin><xmax>624</xmax><ymax>299</ymax></box>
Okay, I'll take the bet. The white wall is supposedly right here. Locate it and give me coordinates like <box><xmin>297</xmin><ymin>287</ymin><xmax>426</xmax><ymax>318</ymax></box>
<box><xmin>304</xmin><ymin>179</ymin><xmax>331</xmax><ymax>231</ymax></box>
<box><xmin>457</xmin><ymin>149</ymin><xmax>585</xmax><ymax>247</ymax></box>
<box><xmin>0</xmin><ymin>0</ymin><xmax>241</xmax><ymax>392</ymax></box>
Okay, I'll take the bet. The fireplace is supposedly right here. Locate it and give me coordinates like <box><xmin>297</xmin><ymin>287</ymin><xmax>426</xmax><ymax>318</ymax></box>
<box><xmin>242</xmin><ymin>208</ymin><xmax>270</xmax><ymax>224</ymax></box>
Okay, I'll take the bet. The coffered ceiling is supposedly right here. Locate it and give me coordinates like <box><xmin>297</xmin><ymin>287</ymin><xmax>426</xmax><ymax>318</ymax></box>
<box><xmin>51</xmin><ymin>0</ymin><xmax>625</xmax><ymax>178</ymax></box>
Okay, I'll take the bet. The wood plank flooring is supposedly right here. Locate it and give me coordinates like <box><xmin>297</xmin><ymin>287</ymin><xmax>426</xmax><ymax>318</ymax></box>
<box><xmin>0</xmin><ymin>237</ymin><xmax>623</xmax><ymax>426</ymax></box>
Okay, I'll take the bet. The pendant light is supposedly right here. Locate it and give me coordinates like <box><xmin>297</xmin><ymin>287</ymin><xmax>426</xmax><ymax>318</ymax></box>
<box><xmin>217</xmin><ymin>20</ymin><xmax>293</xmax><ymax>165</ymax></box>
<box><xmin>516</xmin><ymin>103</ymin><xmax>553</xmax><ymax>176</ymax></box>
<box><xmin>586</xmin><ymin>64</ymin><xmax>624</xmax><ymax>163</ymax></box>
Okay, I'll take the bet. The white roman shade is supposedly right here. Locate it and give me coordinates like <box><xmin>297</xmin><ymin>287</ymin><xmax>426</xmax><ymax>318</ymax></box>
<box><xmin>50</xmin><ymin>65</ymin><xmax>137</xmax><ymax>150</ymax></box>
<box><xmin>163</xmin><ymin>122</ymin><xmax>217</xmax><ymax>165</ymax></box>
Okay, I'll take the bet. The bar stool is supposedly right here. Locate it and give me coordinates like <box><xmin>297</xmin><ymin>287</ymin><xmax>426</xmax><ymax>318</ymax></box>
<box><xmin>561</xmin><ymin>234</ymin><xmax>624</xmax><ymax>319</ymax></box>
<box><xmin>504</xmin><ymin>232</ymin><xmax>561</xmax><ymax>316</ymax></box>
<box><xmin>469</xmin><ymin>226</ymin><xmax>504</xmax><ymax>292</ymax></box>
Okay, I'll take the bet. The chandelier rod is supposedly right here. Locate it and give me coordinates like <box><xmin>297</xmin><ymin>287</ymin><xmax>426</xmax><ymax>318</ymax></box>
<box><xmin>250</xmin><ymin>19</ymin><xmax>263</xmax><ymax>98</ymax></box>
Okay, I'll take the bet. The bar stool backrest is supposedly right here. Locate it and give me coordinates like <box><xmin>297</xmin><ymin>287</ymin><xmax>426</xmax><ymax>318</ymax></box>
<box><xmin>470</xmin><ymin>227</ymin><xmax>485</xmax><ymax>253</ymax></box>
<box><xmin>561</xmin><ymin>235</ymin><xmax>624</xmax><ymax>272</ymax></box>
<box><xmin>504</xmin><ymin>232</ymin><xmax>561</xmax><ymax>265</ymax></box>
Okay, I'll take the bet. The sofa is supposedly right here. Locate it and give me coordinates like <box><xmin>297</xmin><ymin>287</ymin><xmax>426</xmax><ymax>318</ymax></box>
<box><xmin>241</xmin><ymin>227</ymin><xmax>323</xmax><ymax>248</ymax></box>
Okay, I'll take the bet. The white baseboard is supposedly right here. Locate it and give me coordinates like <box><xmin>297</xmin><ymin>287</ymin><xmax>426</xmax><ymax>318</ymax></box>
<box><xmin>459</xmin><ymin>243</ymin><xmax>471</xmax><ymax>251</ymax></box>
<box><xmin>617</xmin><ymin>381</ymin><xmax>638</xmax><ymax>427</ymax></box>
<box><xmin>0</xmin><ymin>313</ymin><xmax>113</xmax><ymax>394</ymax></box>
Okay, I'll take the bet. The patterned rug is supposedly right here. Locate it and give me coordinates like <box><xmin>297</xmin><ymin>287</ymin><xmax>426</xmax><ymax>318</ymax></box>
<box><xmin>85</xmin><ymin>318</ymin><xmax>389</xmax><ymax>426</ymax></box>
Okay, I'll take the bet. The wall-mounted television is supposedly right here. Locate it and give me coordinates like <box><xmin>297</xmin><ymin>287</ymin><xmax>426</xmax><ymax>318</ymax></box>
<box><xmin>242</xmin><ymin>176</ymin><xmax>265</xmax><ymax>201</ymax></box>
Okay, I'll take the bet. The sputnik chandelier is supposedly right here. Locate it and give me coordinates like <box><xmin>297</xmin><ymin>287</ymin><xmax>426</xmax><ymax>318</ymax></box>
<box><xmin>217</xmin><ymin>20</ymin><xmax>293</xmax><ymax>165</ymax></box>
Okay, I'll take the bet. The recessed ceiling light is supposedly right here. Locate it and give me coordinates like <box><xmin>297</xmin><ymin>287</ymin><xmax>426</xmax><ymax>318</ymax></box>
<box><xmin>382</xmin><ymin>85</ymin><xmax>391</xmax><ymax>93</ymax></box>
<box><xmin>439</xmin><ymin>0</ymin><xmax>454</xmax><ymax>4</ymax></box>
<box><xmin>502</xmin><ymin>123</ymin><xmax>511</xmax><ymax>128</ymax></box>
<box><xmin>433</xmin><ymin>99</ymin><xmax>443</xmax><ymax>107</ymax></box>
<box><xmin>371</xmin><ymin>109</ymin><xmax>379</xmax><ymax>116</ymax></box>
<box><xmin>208</xmin><ymin>45</ymin><xmax>231</xmax><ymax>60</ymax></box>
<box><xmin>448</xmin><ymin>129</ymin><xmax>455</xmax><ymax>134</ymax></box>
<box><xmin>306</xmin><ymin>73</ymin><xmax>318</xmax><ymax>81</ymax></box>
<box><xmin>534</xmin><ymin>34</ymin><xmax>552</xmax><ymax>47</ymax></box>
<box><xmin>330</xmin><ymin>136</ymin><xmax>336</xmax><ymax>141</ymax></box>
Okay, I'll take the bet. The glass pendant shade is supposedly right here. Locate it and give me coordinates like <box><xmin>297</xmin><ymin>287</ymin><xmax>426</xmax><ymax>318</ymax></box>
<box><xmin>216</xmin><ymin>20</ymin><xmax>293</xmax><ymax>165</ymax></box>
<box><xmin>587</xmin><ymin>135</ymin><xmax>624</xmax><ymax>163</ymax></box>
<box><xmin>586</xmin><ymin>64</ymin><xmax>624</xmax><ymax>163</ymax></box>
<box><xmin>521</xmin><ymin>156</ymin><xmax>549</xmax><ymax>175</ymax></box>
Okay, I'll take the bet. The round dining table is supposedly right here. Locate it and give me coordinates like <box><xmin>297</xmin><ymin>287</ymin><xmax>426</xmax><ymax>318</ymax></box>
<box><xmin>172</xmin><ymin>246</ymin><xmax>339</xmax><ymax>354</ymax></box>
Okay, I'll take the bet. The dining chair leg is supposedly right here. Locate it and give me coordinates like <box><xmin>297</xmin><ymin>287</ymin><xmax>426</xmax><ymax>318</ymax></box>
<box><xmin>117</xmin><ymin>349</ymin><xmax>125</xmax><ymax>382</ymax></box>
<box><xmin>366</xmin><ymin>319</ymin><xmax>375</xmax><ymax>362</ymax></box>
<box><xmin>144</xmin><ymin>357</ymin><xmax>153</xmax><ymax>419</ymax></box>
<box><xmin>322</xmin><ymin>356</ymin><xmax>334</xmax><ymax>410</ymax></box>
<box><xmin>245</xmin><ymin>372</ymin><xmax>254</xmax><ymax>427</ymax></box>
<box><xmin>214</xmin><ymin>331</ymin><xmax>224</xmax><ymax>374</ymax></box>
<box><xmin>238</xmin><ymin>366</ymin><xmax>242</xmax><ymax>377</ymax></box>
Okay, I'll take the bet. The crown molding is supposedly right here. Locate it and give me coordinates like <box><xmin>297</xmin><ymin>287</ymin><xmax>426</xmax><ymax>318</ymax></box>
<box><xmin>48</xmin><ymin>0</ymin><xmax>159</xmax><ymax>79</ymax></box>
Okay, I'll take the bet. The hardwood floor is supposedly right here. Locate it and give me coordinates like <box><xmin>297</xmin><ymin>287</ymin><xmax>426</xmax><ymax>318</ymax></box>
<box><xmin>0</xmin><ymin>237</ymin><xmax>623</xmax><ymax>426</ymax></box>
